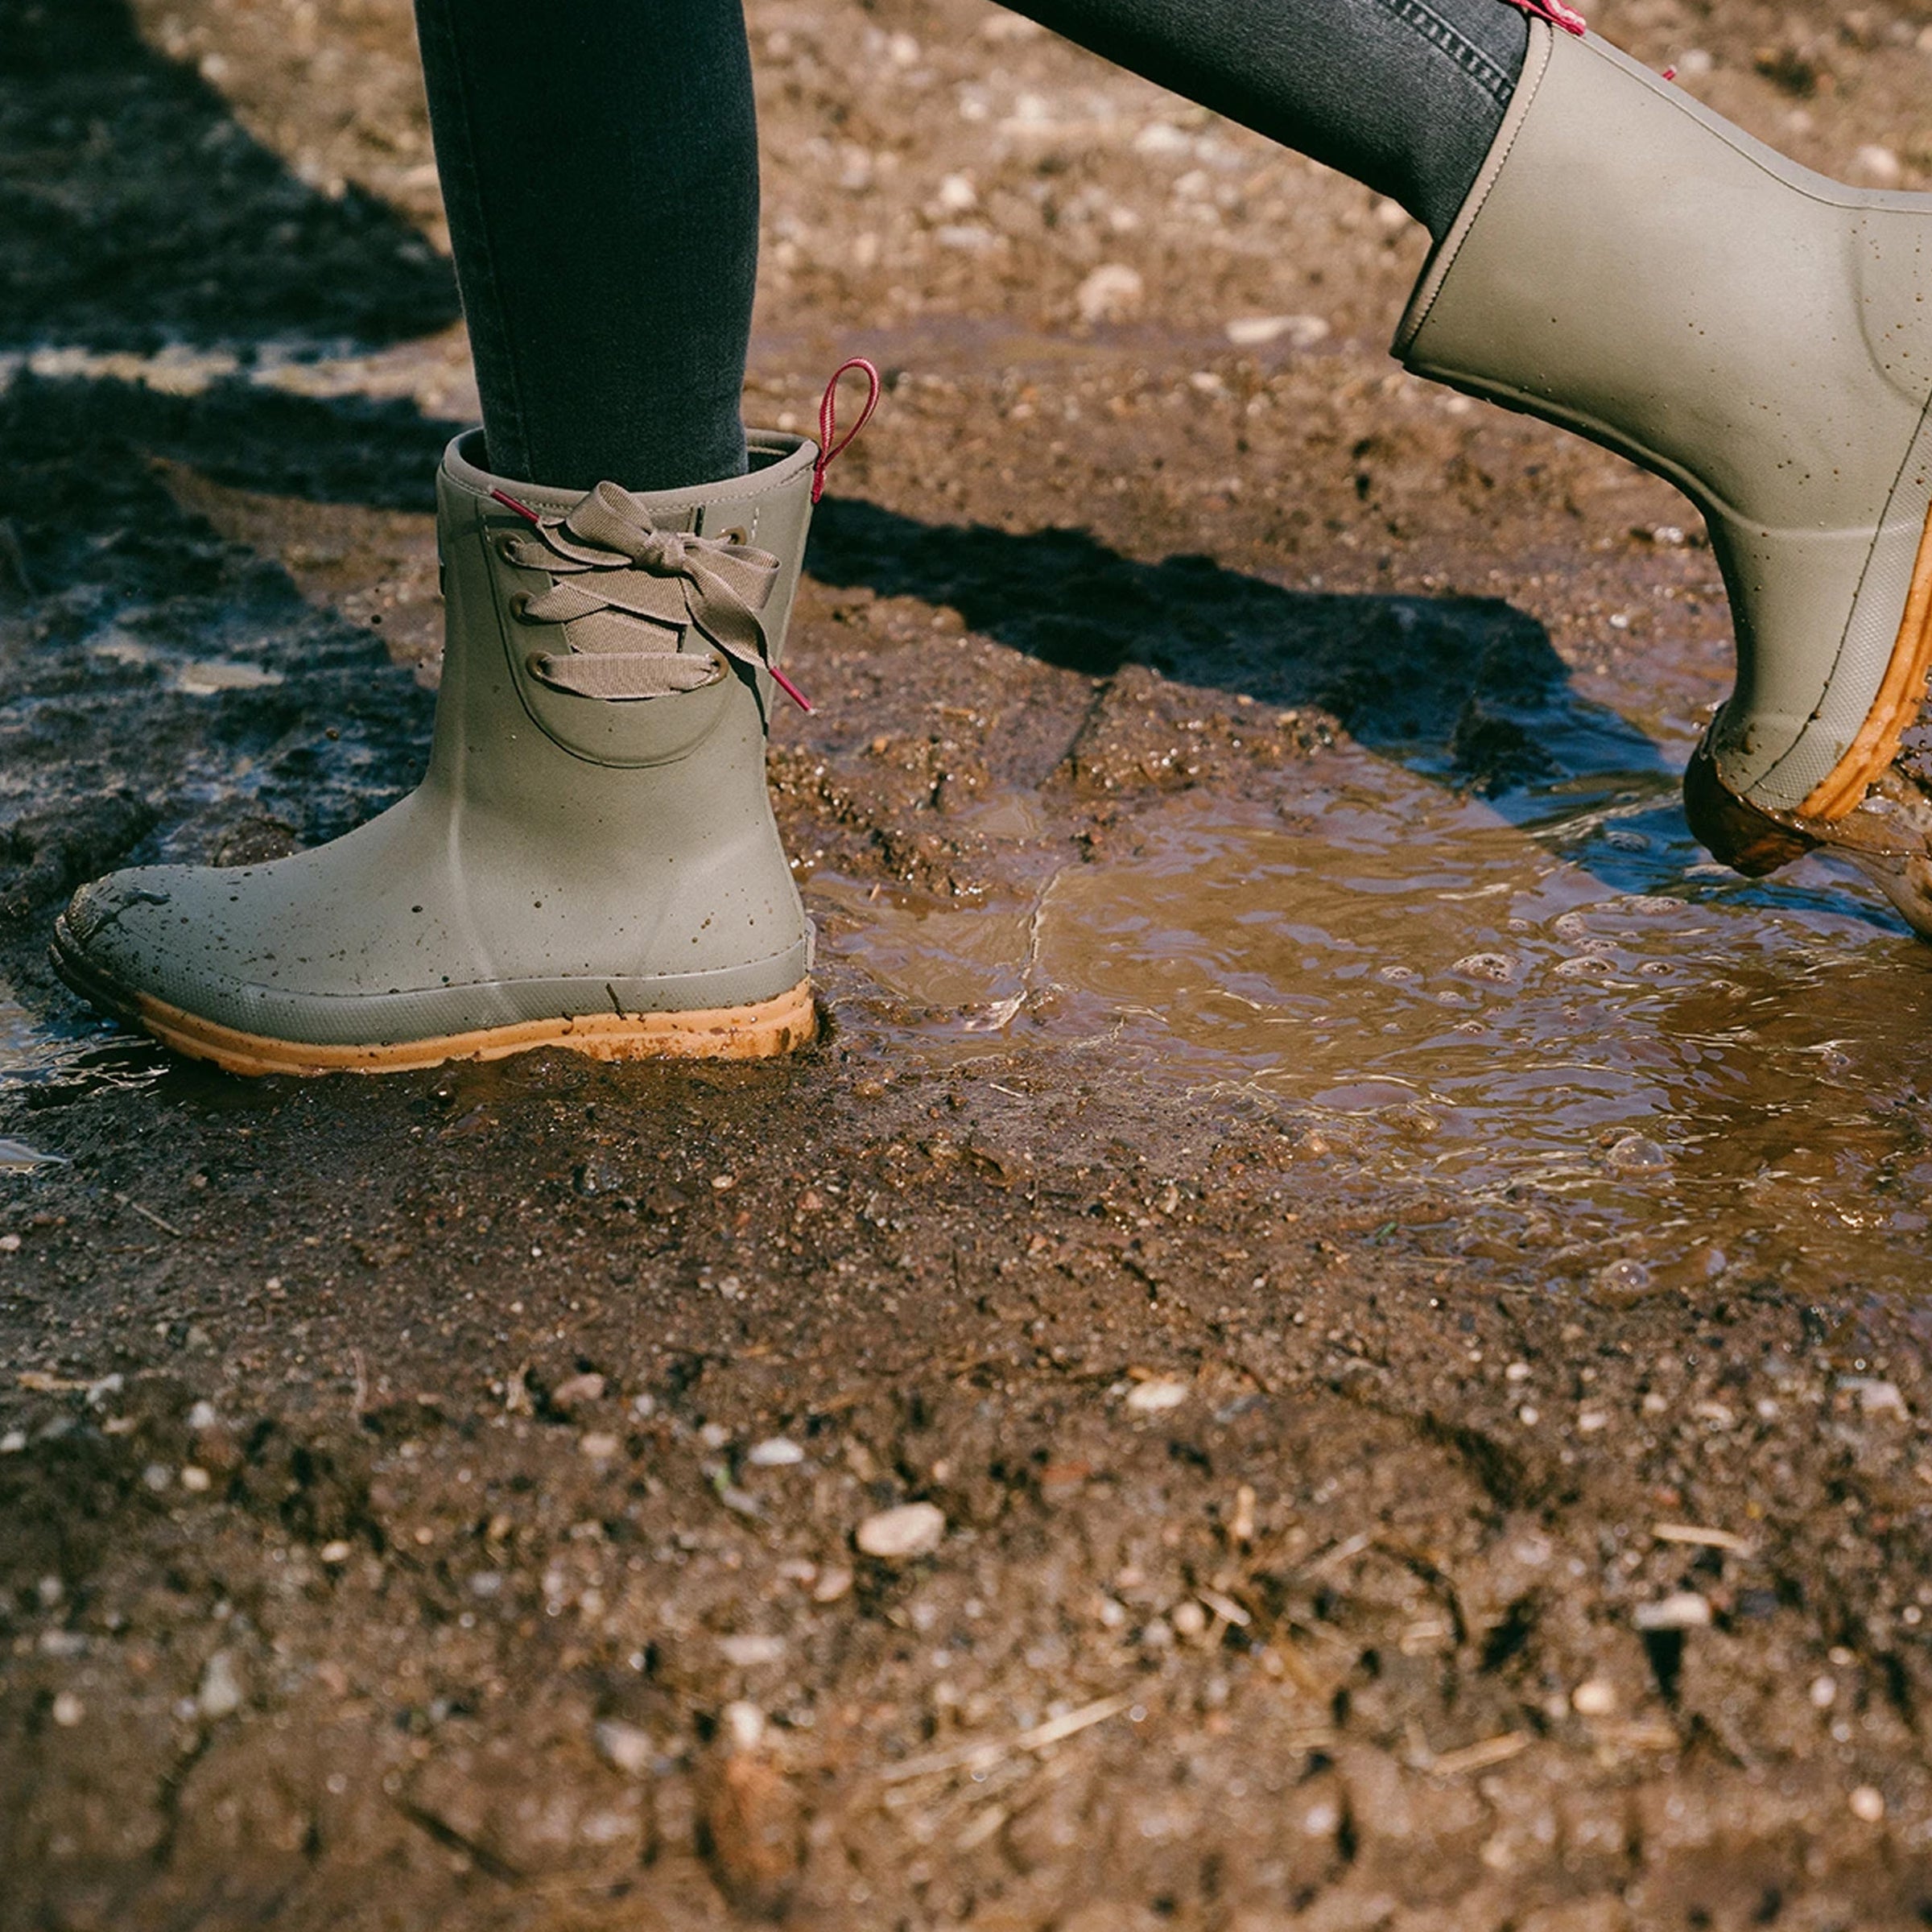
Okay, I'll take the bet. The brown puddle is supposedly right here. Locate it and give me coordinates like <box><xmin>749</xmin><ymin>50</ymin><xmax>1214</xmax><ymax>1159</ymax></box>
<box><xmin>811</xmin><ymin>738</ymin><xmax>1932</xmax><ymax>1301</ymax></box>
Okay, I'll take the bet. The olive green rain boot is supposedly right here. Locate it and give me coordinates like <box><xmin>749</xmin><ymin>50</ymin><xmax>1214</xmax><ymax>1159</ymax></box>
<box><xmin>52</xmin><ymin>425</ymin><xmax>832</xmax><ymax>1074</ymax></box>
<box><xmin>1396</xmin><ymin>17</ymin><xmax>1932</xmax><ymax>933</ymax></box>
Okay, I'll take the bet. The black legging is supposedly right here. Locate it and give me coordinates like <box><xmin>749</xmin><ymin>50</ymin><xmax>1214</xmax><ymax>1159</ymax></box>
<box><xmin>413</xmin><ymin>0</ymin><xmax>1530</xmax><ymax>494</ymax></box>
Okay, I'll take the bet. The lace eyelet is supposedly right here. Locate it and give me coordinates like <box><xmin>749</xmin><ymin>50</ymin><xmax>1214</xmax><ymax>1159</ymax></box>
<box><xmin>720</xmin><ymin>525</ymin><xmax>749</xmax><ymax>547</ymax></box>
<box><xmin>524</xmin><ymin>651</ymin><xmax>550</xmax><ymax>679</ymax></box>
<box><xmin>508</xmin><ymin>592</ymin><xmax>532</xmax><ymax>621</ymax></box>
<box><xmin>494</xmin><ymin>535</ymin><xmax>522</xmax><ymax>564</ymax></box>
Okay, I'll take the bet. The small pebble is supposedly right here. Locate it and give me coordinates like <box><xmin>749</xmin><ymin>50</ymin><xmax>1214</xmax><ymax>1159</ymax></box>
<box><xmin>1171</xmin><ymin>1600</ymin><xmax>1208</xmax><ymax>1639</ymax></box>
<box><xmin>812</xmin><ymin>1566</ymin><xmax>854</xmax><ymax>1604</ymax></box>
<box><xmin>579</xmin><ymin>1431</ymin><xmax>621</xmax><ymax>1461</ymax></box>
<box><xmin>1572</xmin><ymin>1678</ymin><xmax>1617</xmax><ymax>1716</ymax></box>
<box><xmin>1851</xmin><ymin>1785</ymin><xmax>1887</xmax><ymax>1823</ymax></box>
<box><xmin>855</xmin><ymin>1501</ymin><xmax>947</xmax><ymax>1559</ymax></box>
<box><xmin>0</xmin><ymin>1430</ymin><xmax>25</xmax><ymax>1454</ymax></box>
<box><xmin>0</xmin><ymin>1234</ymin><xmax>20</xmax><ymax>1254</ymax></box>
<box><xmin>1633</xmin><ymin>1592</ymin><xmax>1711</xmax><ymax>1632</ymax></box>
<box><xmin>551</xmin><ymin>1372</ymin><xmax>607</xmax><ymax>1408</ymax></box>
<box><xmin>185</xmin><ymin>1402</ymin><xmax>219</xmax><ymax>1431</ymax></box>
<box><xmin>1854</xmin><ymin>143</ymin><xmax>1903</xmax><ymax>186</ymax></box>
<box><xmin>724</xmin><ymin>1700</ymin><xmax>767</xmax><ymax>1752</ymax></box>
<box><xmin>746</xmin><ymin>1437</ymin><xmax>805</xmax><ymax>1468</ymax></box>
<box><xmin>179</xmin><ymin>1466</ymin><xmax>211</xmax><ymax>1493</ymax></box>
<box><xmin>719</xmin><ymin>1633</ymin><xmax>786</xmax><ymax>1667</ymax></box>
<box><xmin>319</xmin><ymin>1541</ymin><xmax>353</xmax><ymax>1565</ymax></box>
<box><xmin>1125</xmin><ymin>1379</ymin><xmax>1189</xmax><ymax>1414</ymax></box>
<box><xmin>51</xmin><ymin>1691</ymin><xmax>84</xmax><ymax>1728</ymax></box>
<box><xmin>1075</xmin><ymin>262</ymin><xmax>1145</xmax><ymax>324</ymax></box>
<box><xmin>594</xmin><ymin>1719</ymin><xmax>653</xmax><ymax>1777</ymax></box>
<box><xmin>1810</xmin><ymin>1674</ymin><xmax>1837</xmax><ymax>1710</ymax></box>
<box><xmin>197</xmin><ymin>1649</ymin><xmax>244</xmax><ymax>1720</ymax></box>
<box><xmin>1841</xmin><ymin>1377</ymin><xmax>1909</xmax><ymax>1418</ymax></box>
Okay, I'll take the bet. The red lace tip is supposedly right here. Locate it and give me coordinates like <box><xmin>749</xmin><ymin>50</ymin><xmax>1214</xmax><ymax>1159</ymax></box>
<box><xmin>1661</xmin><ymin>64</ymin><xmax>1677</xmax><ymax>79</ymax></box>
<box><xmin>768</xmin><ymin>663</ymin><xmax>814</xmax><ymax>713</ymax></box>
<box><xmin>489</xmin><ymin>487</ymin><xmax>543</xmax><ymax>525</ymax></box>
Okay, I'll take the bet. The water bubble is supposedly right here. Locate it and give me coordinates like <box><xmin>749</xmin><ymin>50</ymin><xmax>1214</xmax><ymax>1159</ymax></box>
<box><xmin>1450</xmin><ymin>952</ymin><xmax>1516</xmax><ymax>983</ymax></box>
<box><xmin>1592</xmin><ymin>1257</ymin><xmax>1654</xmax><ymax>1302</ymax></box>
<box><xmin>1607</xmin><ymin>1134</ymin><xmax>1671</xmax><ymax>1174</ymax></box>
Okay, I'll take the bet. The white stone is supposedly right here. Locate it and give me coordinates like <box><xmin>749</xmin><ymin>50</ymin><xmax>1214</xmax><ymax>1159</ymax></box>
<box><xmin>1633</xmin><ymin>1592</ymin><xmax>1711</xmax><ymax>1632</ymax></box>
<box><xmin>595</xmin><ymin>1719</ymin><xmax>653</xmax><ymax>1777</ymax></box>
<box><xmin>856</xmin><ymin>1501</ymin><xmax>947</xmax><ymax>1559</ymax></box>
<box><xmin>1855</xmin><ymin>144</ymin><xmax>1904</xmax><ymax>186</ymax></box>
<box><xmin>197</xmin><ymin>1650</ymin><xmax>244</xmax><ymax>1720</ymax></box>
<box><xmin>1571</xmin><ymin>1677</ymin><xmax>1617</xmax><ymax>1716</ymax></box>
<box><xmin>1125</xmin><ymin>1379</ymin><xmax>1189</xmax><ymax>1414</ymax></box>
<box><xmin>1075</xmin><ymin>263</ymin><xmax>1145</xmax><ymax>325</ymax></box>
<box><xmin>719</xmin><ymin>1633</ymin><xmax>787</xmax><ymax>1668</ymax></box>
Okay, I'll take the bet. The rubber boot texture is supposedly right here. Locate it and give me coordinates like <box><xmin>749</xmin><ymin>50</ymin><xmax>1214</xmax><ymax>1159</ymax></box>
<box><xmin>52</xmin><ymin>431</ymin><xmax>819</xmax><ymax>1074</ymax></box>
<box><xmin>1397</xmin><ymin>23</ymin><xmax>1932</xmax><ymax>822</ymax></box>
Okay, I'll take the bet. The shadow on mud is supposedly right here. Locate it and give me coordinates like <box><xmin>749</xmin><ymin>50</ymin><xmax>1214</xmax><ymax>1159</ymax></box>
<box><xmin>807</xmin><ymin>496</ymin><xmax>1674</xmax><ymax>809</ymax></box>
<box><xmin>0</xmin><ymin>374</ymin><xmax>438</xmax><ymax>1030</ymax></box>
<box><xmin>0</xmin><ymin>0</ymin><xmax>456</xmax><ymax>353</ymax></box>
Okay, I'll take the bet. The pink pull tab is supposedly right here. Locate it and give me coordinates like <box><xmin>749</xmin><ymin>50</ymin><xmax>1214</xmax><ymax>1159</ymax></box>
<box><xmin>812</xmin><ymin>357</ymin><xmax>882</xmax><ymax>504</ymax></box>
<box><xmin>1502</xmin><ymin>0</ymin><xmax>1586</xmax><ymax>33</ymax></box>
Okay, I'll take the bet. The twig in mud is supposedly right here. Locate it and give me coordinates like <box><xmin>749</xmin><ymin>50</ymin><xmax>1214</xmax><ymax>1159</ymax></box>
<box><xmin>1196</xmin><ymin>1587</ymin><xmax>1252</xmax><ymax>1629</ymax></box>
<box><xmin>877</xmin><ymin>1692</ymin><xmax>1137</xmax><ymax>1785</ymax></box>
<box><xmin>953</xmin><ymin>1803</ymin><xmax>1010</xmax><ymax>1853</ymax></box>
<box><xmin>1653</xmin><ymin>1521</ymin><xmax>1754</xmax><ymax>1556</ymax></box>
<box><xmin>1303</xmin><ymin>1530</ymin><xmax>1373</xmax><ymax>1577</ymax></box>
<box><xmin>1427</xmin><ymin>1732</ymin><xmax>1529</xmax><ymax>1777</ymax></box>
<box><xmin>114</xmin><ymin>1194</ymin><xmax>184</xmax><ymax>1238</ymax></box>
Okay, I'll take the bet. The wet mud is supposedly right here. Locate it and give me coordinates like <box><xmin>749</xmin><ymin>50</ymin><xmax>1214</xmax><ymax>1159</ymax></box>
<box><xmin>10</xmin><ymin>0</ymin><xmax>1932</xmax><ymax>1925</ymax></box>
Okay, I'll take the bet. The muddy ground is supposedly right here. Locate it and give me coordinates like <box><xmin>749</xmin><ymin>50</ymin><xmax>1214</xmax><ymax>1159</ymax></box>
<box><xmin>11</xmin><ymin>0</ymin><xmax>1932</xmax><ymax>1925</ymax></box>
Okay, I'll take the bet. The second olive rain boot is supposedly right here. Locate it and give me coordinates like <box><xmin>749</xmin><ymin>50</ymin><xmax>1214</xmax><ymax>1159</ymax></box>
<box><xmin>51</xmin><ymin>396</ymin><xmax>865</xmax><ymax>1074</ymax></box>
<box><xmin>1396</xmin><ymin>15</ymin><xmax>1932</xmax><ymax>933</ymax></box>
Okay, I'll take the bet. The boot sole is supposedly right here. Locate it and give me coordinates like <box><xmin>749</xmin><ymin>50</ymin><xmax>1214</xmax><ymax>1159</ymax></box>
<box><xmin>1799</xmin><ymin>499</ymin><xmax>1932</xmax><ymax>820</ymax></box>
<box><xmin>52</xmin><ymin>932</ymin><xmax>815</xmax><ymax>1075</ymax></box>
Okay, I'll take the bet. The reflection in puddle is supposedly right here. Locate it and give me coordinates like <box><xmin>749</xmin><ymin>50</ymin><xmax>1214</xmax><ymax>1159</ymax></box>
<box><xmin>815</xmin><ymin>744</ymin><xmax>1932</xmax><ymax>1297</ymax></box>
<box><xmin>1</xmin><ymin>992</ymin><xmax>163</xmax><ymax>1150</ymax></box>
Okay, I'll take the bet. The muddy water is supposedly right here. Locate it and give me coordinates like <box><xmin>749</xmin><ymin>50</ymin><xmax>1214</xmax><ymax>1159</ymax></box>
<box><xmin>815</xmin><ymin>722</ymin><xmax>1932</xmax><ymax>1301</ymax></box>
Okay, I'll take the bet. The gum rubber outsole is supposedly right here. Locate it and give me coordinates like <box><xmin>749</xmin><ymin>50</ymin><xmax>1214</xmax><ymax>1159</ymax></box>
<box><xmin>50</xmin><ymin>928</ymin><xmax>815</xmax><ymax>1075</ymax></box>
<box><xmin>1800</xmin><ymin>500</ymin><xmax>1932</xmax><ymax>821</ymax></box>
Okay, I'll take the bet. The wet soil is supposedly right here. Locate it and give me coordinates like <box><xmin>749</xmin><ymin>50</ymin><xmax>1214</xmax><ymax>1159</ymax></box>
<box><xmin>10</xmin><ymin>0</ymin><xmax>1932</xmax><ymax>1926</ymax></box>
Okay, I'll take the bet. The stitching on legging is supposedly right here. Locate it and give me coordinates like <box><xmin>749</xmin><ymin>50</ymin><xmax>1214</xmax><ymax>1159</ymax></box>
<box><xmin>1366</xmin><ymin>0</ymin><xmax>1518</xmax><ymax>103</ymax></box>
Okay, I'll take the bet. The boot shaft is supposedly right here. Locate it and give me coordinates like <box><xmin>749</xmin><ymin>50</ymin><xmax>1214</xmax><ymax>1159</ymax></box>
<box><xmin>428</xmin><ymin>429</ymin><xmax>818</xmax><ymax>830</ymax></box>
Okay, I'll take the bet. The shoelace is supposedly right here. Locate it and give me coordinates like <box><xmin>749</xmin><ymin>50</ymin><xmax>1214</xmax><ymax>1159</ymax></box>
<box><xmin>493</xmin><ymin>359</ymin><xmax>883</xmax><ymax>712</ymax></box>
<box><xmin>492</xmin><ymin>480</ymin><xmax>814</xmax><ymax>710</ymax></box>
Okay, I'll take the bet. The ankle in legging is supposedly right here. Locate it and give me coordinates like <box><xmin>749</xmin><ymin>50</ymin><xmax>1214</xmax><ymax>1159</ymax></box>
<box><xmin>412</xmin><ymin>0</ymin><xmax>1529</xmax><ymax>495</ymax></box>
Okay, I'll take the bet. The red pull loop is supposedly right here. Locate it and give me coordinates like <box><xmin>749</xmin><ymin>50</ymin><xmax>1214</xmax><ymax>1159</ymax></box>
<box><xmin>1502</xmin><ymin>0</ymin><xmax>1586</xmax><ymax>33</ymax></box>
<box><xmin>812</xmin><ymin>357</ymin><xmax>882</xmax><ymax>504</ymax></box>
